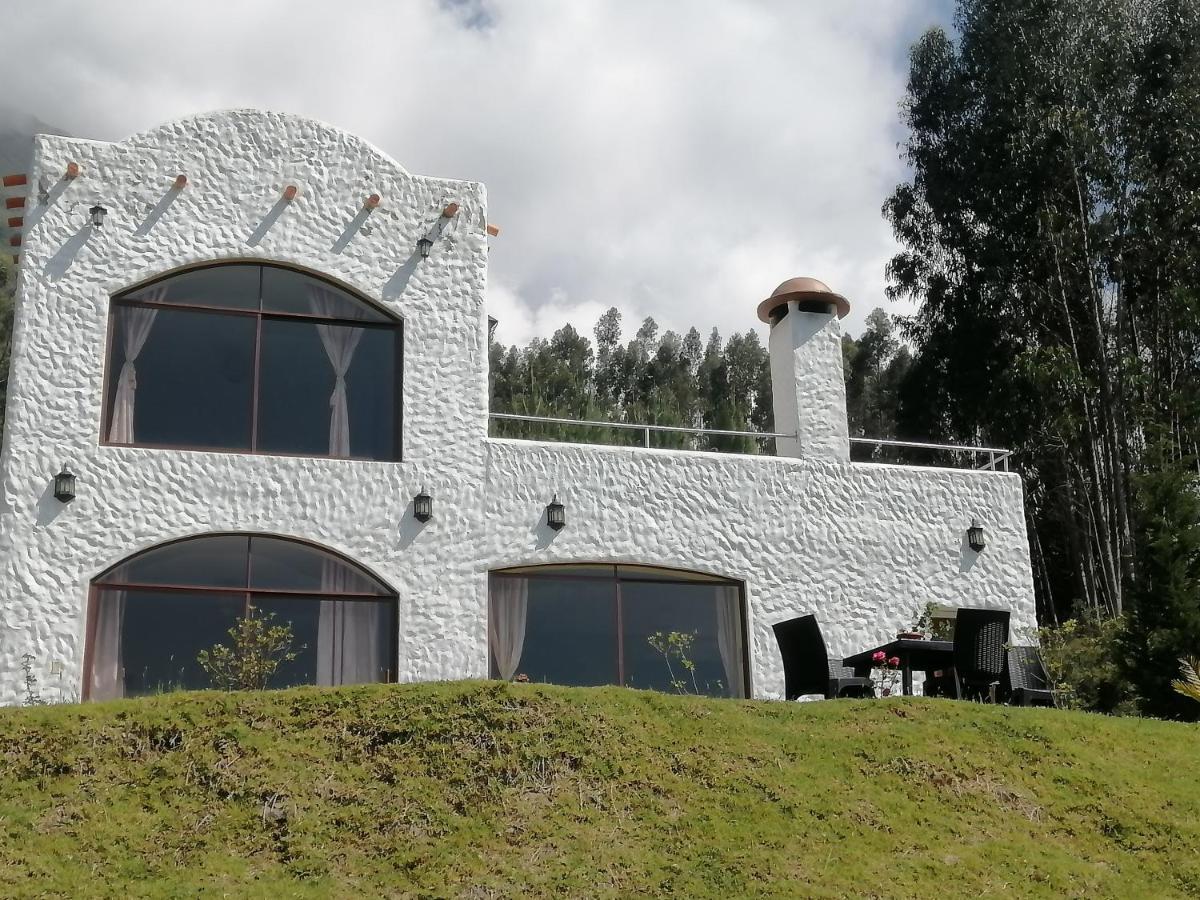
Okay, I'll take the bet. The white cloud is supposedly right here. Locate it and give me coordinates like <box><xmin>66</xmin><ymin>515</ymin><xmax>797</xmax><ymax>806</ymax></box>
<box><xmin>1</xmin><ymin>0</ymin><xmax>946</xmax><ymax>341</ymax></box>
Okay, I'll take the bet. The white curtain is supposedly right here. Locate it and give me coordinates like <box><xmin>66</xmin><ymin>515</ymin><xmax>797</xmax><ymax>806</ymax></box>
<box><xmin>107</xmin><ymin>295</ymin><xmax>162</xmax><ymax>444</ymax></box>
<box><xmin>715</xmin><ymin>585</ymin><xmax>746</xmax><ymax>698</ymax></box>
<box><xmin>308</xmin><ymin>285</ymin><xmax>364</xmax><ymax>458</ymax></box>
<box><xmin>90</xmin><ymin>590</ymin><xmax>126</xmax><ymax>700</ymax></box>
<box><xmin>489</xmin><ymin>576</ymin><xmax>529</xmax><ymax>681</ymax></box>
<box><xmin>316</xmin><ymin>558</ymin><xmax>386</xmax><ymax>686</ymax></box>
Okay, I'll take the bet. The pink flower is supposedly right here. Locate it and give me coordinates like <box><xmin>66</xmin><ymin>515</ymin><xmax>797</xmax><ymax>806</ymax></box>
<box><xmin>872</xmin><ymin>650</ymin><xmax>887</xmax><ymax>663</ymax></box>
<box><xmin>888</xmin><ymin>656</ymin><xmax>901</xmax><ymax>668</ymax></box>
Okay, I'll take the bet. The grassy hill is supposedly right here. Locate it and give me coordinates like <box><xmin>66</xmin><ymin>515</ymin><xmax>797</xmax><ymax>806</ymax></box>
<box><xmin>0</xmin><ymin>682</ymin><xmax>1196</xmax><ymax>898</ymax></box>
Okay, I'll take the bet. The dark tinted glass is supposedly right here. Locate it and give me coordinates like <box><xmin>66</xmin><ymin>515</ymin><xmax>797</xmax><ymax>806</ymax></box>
<box><xmin>101</xmin><ymin>535</ymin><xmax>249</xmax><ymax>588</ymax></box>
<box><xmin>126</xmin><ymin>307</ymin><xmax>254</xmax><ymax>449</ymax></box>
<box><xmin>252</xmin><ymin>596</ymin><xmax>394</xmax><ymax>686</ymax></box>
<box><xmin>261</xmin><ymin>266</ymin><xmax>388</xmax><ymax>321</ymax></box>
<box><xmin>113</xmin><ymin>589</ymin><xmax>243</xmax><ymax>695</ymax></box>
<box><xmin>127</xmin><ymin>265</ymin><xmax>260</xmax><ymax>310</ymax></box>
<box><xmin>247</xmin><ymin>537</ymin><xmax>389</xmax><ymax>594</ymax></box>
<box><xmin>345</xmin><ymin>327</ymin><xmax>398</xmax><ymax>460</ymax></box>
<box><xmin>621</xmin><ymin>581</ymin><xmax>729</xmax><ymax>698</ymax></box>
<box><xmin>110</xmin><ymin>265</ymin><xmax>398</xmax><ymax>459</ymax></box>
<box><xmin>256</xmin><ymin>319</ymin><xmax>334</xmax><ymax>456</ymax></box>
<box><xmin>505</xmin><ymin>576</ymin><xmax>617</xmax><ymax>686</ymax></box>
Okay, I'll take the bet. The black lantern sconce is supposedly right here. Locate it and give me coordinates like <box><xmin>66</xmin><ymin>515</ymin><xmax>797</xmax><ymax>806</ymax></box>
<box><xmin>546</xmin><ymin>494</ymin><xmax>566</xmax><ymax>531</ymax></box>
<box><xmin>88</xmin><ymin>204</ymin><xmax>107</xmax><ymax>228</ymax></box>
<box><xmin>967</xmin><ymin>519</ymin><xmax>986</xmax><ymax>552</ymax></box>
<box><xmin>417</xmin><ymin>236</ymin><xmax>433</xmax><ymax>259</ymax></box>
<box><xmin>53</xmin><ymin>466</ymin><xmax>76</xmax><ymax>503</ymax></box>
<box><xmin>413</xmin><ymin>486</ymin><xmax>433</xmax><ymax>523</ymax></box>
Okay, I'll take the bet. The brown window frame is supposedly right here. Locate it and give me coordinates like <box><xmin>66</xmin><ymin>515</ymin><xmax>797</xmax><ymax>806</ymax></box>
<box><xmin>82</xmin><ymin>533</ymin><xmax>399</xmax><ymax>700</ymax></box>
<box><xmin>100</xmin><ymin>262</ymin><xmax>404</xmax><ymax>462</ymax></box>
<box><xmin>488</xmin><ymin>563</ymin><xmax>750</xmax><ymax>697</ymax></box>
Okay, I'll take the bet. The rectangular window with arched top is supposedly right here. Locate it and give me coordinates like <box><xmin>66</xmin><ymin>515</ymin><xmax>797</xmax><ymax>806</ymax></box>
<box><xmin>102</xmin><ymin>263</ymin><xmax>401</xmax><ymax>461</ymax></box>
<box><xmin>85</xmin><ymin>535</ymin><xmax>398</xmax><ymax>700</ymax></box>
<box><xmin>488</xmin><ymin>564</ymin><xmax>748</xmax><ymax>698</ymax></box>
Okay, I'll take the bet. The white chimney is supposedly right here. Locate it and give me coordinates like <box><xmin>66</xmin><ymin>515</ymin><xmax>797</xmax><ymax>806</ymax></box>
<box><xmin>758</xmin><ymin>277</ymin><xmax>851</xmax><ymax>461</ymax></box>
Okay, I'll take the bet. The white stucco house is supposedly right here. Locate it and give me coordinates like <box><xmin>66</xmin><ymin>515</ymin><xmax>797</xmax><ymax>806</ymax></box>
<box><xmin>0</xmin><ymin>110</ymin><xmax>1036</xmax><ymax>705</ymax></box>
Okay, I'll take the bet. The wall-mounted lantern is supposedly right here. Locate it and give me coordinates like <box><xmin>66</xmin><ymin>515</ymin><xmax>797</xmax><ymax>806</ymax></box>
<box><xmin>53</xmin><ymin>466</ymin><xmax>76</xmax><ymax>503</ymax></box>
<box><xmin>967</xmin><ymin>519</ymin><xmax>986</xmax><ymax>552</ymax></box>
<box><xmin>417</xmin><ymin>236</ymin><xmax>433</xmax><ymax>259</ymax></box>
<box><xmin>88</xmin><ymin>204</ymin><xmax>107</xmax><ymax>228</ymax></box>
<box><xmin>546</xmin><ymin>494</ymin><xmax>566</xmax><ymax>531</ymax></box>
<box><xmin>413</xmin><ymin>487</ymin><xmax>433</xmax><ymax>523</ymax></box>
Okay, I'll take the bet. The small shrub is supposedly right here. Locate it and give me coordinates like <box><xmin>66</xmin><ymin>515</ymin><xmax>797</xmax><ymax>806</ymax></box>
<box><xmin>20</xmin><ymin>653</ymin><xmax>43</xmax><ymax>707</ymax></box>
<box><xmin>647</xmin><ymin>630</ymin><xmax>702</xmax><ymax>695</ymax></box>
<box><xmin>1036</xmin><ymin>615</ymin><xmax>1136</xmax><ymax>714</ymax></box>
<box><xmin>197</xmin><ymin>614</ymin><xmax>301</xmax><ymax>692</ymax></box>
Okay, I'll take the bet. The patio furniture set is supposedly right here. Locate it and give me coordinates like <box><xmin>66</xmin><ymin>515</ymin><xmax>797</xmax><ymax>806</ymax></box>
<box><xmin>772</xmin><ymin>608</ymin><xmax>1053</xmax><ymax>705</ymax></box>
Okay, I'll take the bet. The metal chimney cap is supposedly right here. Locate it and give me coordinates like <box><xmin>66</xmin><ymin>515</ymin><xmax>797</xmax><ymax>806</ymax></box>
<box><xmin>757</xmin><ymin>277</ymin><xmax>851</xmax><ymax>324</ymax></box>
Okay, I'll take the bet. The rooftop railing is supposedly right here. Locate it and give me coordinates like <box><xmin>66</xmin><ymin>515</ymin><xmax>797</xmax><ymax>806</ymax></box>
<box><xmin>488</xmin><ymin>413</ymin><xmax>1012</xmax><ymax>471</ymax></box>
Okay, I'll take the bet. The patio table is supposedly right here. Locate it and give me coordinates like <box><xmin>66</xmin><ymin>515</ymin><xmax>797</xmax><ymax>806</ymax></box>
<box><xmin>843</xmin><ymin>639</ymin><xmax>954</xmax><ymax>697</ymax></box>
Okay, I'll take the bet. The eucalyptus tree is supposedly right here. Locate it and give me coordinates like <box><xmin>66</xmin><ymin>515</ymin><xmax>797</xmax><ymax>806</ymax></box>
<box><xmin>886</xmin><ymin>0</ymin><xmax>1200</xmax><ymax>626</ymax></box>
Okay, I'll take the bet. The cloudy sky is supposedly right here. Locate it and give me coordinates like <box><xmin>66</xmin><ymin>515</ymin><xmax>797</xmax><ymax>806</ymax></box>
<box><xmin>2</xmin><ymin>0</ymin><xmax>954</xmax><ymax>345</ymax></box>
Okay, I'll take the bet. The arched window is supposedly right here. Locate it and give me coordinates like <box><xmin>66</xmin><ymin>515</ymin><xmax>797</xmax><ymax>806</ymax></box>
<box><xmin>103</xmin><ymin>263</ymin><xmax>401</xmax><ymax>460</ymax></box>
<box><xmin>488</xmin><ymin>564</ymin><xmax>747</xmax><ymax>698</ymax></box>
<box><xmin>85</xmin><ymin>535</ymin><xmax>397</xmax><ymax>700</ymax></box>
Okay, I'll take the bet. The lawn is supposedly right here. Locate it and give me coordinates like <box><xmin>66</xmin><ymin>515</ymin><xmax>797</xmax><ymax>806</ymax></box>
<box><xmin>0</xmin><ymin>681</ymin><xmax>1196</xmax><ymax>898</ymax></box>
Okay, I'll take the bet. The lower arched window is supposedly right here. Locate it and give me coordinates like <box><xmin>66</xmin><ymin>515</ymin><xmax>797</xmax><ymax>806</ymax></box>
<box><xmin>489</xmin><ymin>564</ymin><xmax>747</xmax><ymax>698</ymax></box>
<box><xmin>85</xmin><ymin>535</ymin><xmax>396</xmax><ymax>700</ymax></box>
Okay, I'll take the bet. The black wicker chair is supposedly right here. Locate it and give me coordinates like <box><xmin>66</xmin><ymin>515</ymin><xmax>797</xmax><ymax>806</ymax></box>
<box><xmin>1004</xmin><ymin>646</ymin><xmax>1055</xmax><ymax>707</ymax></box>
<box><xmin>951</xmin><ymin>607</ymin><xmax>1010</xmax><ymax>701</ymax></box>
<box><xmin>773</xmin><ymin>615</ymin><xmax>874</xmax><ymax>700</ymax></box>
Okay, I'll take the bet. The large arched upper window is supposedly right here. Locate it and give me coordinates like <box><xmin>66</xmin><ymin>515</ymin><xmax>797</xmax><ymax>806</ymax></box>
<box><xmin>85</xmin><ymin>535</ymin><xmax>397</xmax><ymax>700</ymax></box>
<box><xmin>489</xmin><ymin>564</ymin><xmax>747</xmax><ymax>698</ymax></box>
<box><xmin>103</xmin><ymin>263</ymin><xmax>401</xmax><ymax>460</ymax></box>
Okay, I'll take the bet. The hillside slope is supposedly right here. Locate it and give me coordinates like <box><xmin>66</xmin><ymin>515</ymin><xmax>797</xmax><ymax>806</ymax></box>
<box><xmin>0</xmin><ymin>682</ymin><xmax>1196</xmax><ymax>898</ymax></box>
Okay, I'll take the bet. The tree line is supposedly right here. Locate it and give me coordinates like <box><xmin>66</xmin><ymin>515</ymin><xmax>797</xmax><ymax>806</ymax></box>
<box><xmin>884</xmin><ymin>0</ymin><xmax>1200</xmax><ymax>716</ymax></box>
<box><xmin>488</xmin><ymin>305</ymin><xmax>910</xmax><ymax>456</ymax></box>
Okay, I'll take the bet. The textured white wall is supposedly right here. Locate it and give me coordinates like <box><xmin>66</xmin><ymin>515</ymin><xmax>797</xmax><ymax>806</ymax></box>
<box><xmin>0</xmin><ymin>110</ymin><xmax>492</xmax><ymax>703</ymax></box>
<box><xmin>482</xmin><ymin>439</ymin><xmax>1036</xmax><ymax>698</ymax></box>
<box><xmin>0</xmin><ymin>109</ymin><xmax>1037</xmax><ymax>705</ymax></box>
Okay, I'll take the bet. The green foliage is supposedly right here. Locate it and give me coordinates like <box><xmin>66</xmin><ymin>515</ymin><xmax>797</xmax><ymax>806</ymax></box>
<box><xmin>1123</xmin><ymin>445</ymin><xmax>1200</xmax><ymax>719</ymax></box>
<box><xmin>844</xmin><ymin>308</ymin><xmax>912</xmax><ymax>453</ymax></box>
<box><xmin>197</xmin><ymin>614</ymin><xmax>300</xmax><ymax>692</ymax></box>
<box><xmin>1174</xmin><ymin>658</ymin><xmax>1200</xmax><ymax>705</ymax></box>
<box><xmin>1037</xmin><ymin>616</ymin><xmax>1135</xmax><ymax>714</ymax></box>
<box><xmin>886</xmin><ymin>0</ymin><xmax>1200</xmax><ymax>625</ymax></box>
<box><xmin>490</xmin><ymin>307</ymin><xmax>773</xmax><ymax>452</ymax></box>
<box><xmin>19</xmin><ymin>654</ymin><xmax>41</xmax><ymax>707</ymax></box>
<box><xmin>0</xmin><ymin>682</ymin><xmax>1198</xmax><ymax>896</ymax></box>
<box><xmin>490</xmin><ymin>303</ymin><xmax>911</xmax><ymax>458</ymax></box>
<box><xmin>646</xmin><ymin>630</ymin><xmax>701</xmax><ymax>695</ymax></box>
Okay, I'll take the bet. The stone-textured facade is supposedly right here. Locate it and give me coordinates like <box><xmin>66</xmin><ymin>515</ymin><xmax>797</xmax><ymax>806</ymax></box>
<box><xmin>0</xmin><ymin>110</ymin><xmax>1037</xmax><ymax>704</ymax></box>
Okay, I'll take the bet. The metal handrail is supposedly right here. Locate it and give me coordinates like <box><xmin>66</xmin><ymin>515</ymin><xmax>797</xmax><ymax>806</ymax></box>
<box><xmin>489</xmin><ymin>412</ymin><xmax>1012</xmax><ymax>470</ymax></box>
<box><xmin>489</xmin><ymin>412</ymin><xmax>793</xmax><ymax>447</ymax></box>
<box><xmin>848</xmin><ymin>437</ymin><xmax>1012</xmax><ymax>472</ymax></box>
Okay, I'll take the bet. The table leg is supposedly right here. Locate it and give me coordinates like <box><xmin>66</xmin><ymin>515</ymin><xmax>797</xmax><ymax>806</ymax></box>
<box><xmin>902</xmin><ymin>661</ymin><xmax>913</xmax><ymax>696</ymax></box>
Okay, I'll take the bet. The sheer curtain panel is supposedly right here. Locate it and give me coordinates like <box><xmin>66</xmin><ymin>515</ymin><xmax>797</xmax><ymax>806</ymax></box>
<box><xmin>108</xmin><ymin>294</ymin><xmax>162</xmax><ymax>443</ymax></box>
<box><xmin>715</xmin><ymin>585</ymin><xmax>746</xmax><ymax>697</ymax></box>
<box><xmin>308</xmin><ymin>285</ymin><xmax>364</xmax><ymax>457</ymax></box>
<box><xmin>489</xmin><ymin>576</ymin><xmax>529</xmax><ymax>681</ymax></box>
<box><xmin>316</xmin><ymin>558</ymin><xmax>386</xmax><ymax>685</ymax></box>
